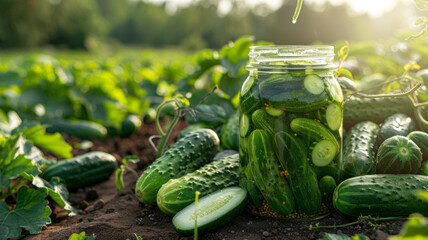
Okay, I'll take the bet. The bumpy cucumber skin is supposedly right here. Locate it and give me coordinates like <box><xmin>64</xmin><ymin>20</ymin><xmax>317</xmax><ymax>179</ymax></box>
<box><xmin>376</xmin><ymin>136</ymin><xmax>422</xmax><ymax>174</ymax></box>
<box><xmin>213</xmin><ymin>150</ymin><xmax>239</xmax><ymax>161</ymax></box>
<box><xmin>340</xmin><ymin>121</ymin><xmax>379</xmax><ymax>180</ymax></box>
<box><xmin>177</xmin><ymin>123</ymin><xmax>210</xmax><ymax>140</ymax></box>
<box><xmin>274</xmin><ymin>131</ymin><xmax>321</xmax><ymax>215</ymax></box>
<box><xmin>377</xmin><ymin>113</ymin><xmax>415</xmax><ymax>145</ymax></box>
<box><xmin>407</xmin><ymin>131</ymin><xmax>428</xmax><ymax>163</ymax></box>
<box><xmin>343</xmin><ymin>96</ymin><xmax>412</xmax><ymax>129</ymax></box>
<box><xmin>41</xmin><ymin>151</ymin><xmax>117</xmax><ymax>189</ymax></box>
<box><xmin>156</xmin><ymin>154</ymin><xmax>239</xmax><ymax>215</ymax></box>
<box><xmin>248</xmin><ymin>130</ymin><xmax>295</xmax><ymax>215</ymax></box>
<box><xmin>221</xmin><ymin>112</ymin><xmax>239</xmax><ymax>150</ymax></box>
<box><xmin>45</xmin><ymin>119</ymin><xmax>107</xmax><ymax>139</ymax></box>
<box><xmin>333</xmin><ymin>174</ymin><xmax>428</xmax><ymax>217</ymax></box>
<box><xmin>135</xmin><ymin>129</ymin><xmax>220</xmax><ymax>204</ymax></box>
<box><xmin>172</xmin><ymin>187</ymin><xmax>248</xmax><ymax>236</ymax></box>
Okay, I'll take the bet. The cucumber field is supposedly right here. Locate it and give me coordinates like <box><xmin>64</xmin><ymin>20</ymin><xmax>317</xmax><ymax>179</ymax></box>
<box><xmin>1</xmin><ymin>1</ymin><xmax>428</xmax><ymax>240</ymax></box>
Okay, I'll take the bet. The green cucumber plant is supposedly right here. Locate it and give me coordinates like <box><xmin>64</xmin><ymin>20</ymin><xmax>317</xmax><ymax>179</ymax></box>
<box><xmin>0</xmin><ymin>111</ymin><xmax>76</xmax><ymax>240</ymax></box>
<box><xmin>115</xmin><ymin>155</ymin><xmax>140</xmax><ymax>191</ymax></box>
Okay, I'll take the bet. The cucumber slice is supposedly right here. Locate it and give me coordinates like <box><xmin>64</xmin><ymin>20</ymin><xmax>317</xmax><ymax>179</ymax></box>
<box><xmin>325</xmin><ymin>103</ymin><xmax>342</xmax><ymax>131</ymax></box>
<box><xmin>172</xmin><ymin>187</ymin><xmax>248</xmax><ymax>236</ymax></box>
<box><xmin>311</xmin><ymin>140</ymin><xmax>337</xmax><ymax>167</ymax></box>
<box><xmin>266</xmin><ymin>106</ymin><xmax>284</xmax><ymax>117</ymax></box>
<box><xmin>239</xmin><ymin>113</ymin><xmax>250</xmax><ymax>137</ymax></box>
<box><xmin>304</xmin><ymin>74</ymin><xmax>325</xmax><ymax>95</ymax></box>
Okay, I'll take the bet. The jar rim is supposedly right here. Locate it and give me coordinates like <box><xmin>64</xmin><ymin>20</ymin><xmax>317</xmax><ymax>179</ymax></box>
<box><xmin>248</xmin><ymin>45</ymin><xmax>337</xmax><ymax>70</ymax></box>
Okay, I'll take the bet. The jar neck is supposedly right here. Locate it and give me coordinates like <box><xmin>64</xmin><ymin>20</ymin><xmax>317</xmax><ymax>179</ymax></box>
<box><xmin>247</xmin><ymin>45</ymin><xmax>337</xmax><ymax>71</ymax></box>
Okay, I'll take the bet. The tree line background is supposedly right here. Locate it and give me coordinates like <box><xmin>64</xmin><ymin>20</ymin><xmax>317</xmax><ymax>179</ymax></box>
<box><xmin>0</xmin><ymin>0</ymin><xmax>417</xmax><ymax>50</ymax></box>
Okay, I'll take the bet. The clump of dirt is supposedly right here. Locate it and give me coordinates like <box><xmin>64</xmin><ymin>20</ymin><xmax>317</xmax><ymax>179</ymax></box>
<box><xmin>24</xmin><ymin>120</ymin><xmax>405</xmax><ymax>240</ymax></box>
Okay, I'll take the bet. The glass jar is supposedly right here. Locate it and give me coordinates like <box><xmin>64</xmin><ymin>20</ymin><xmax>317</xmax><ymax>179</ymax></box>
<box><xmin>239</xmin><ymin>45</ymin><xmax>343</xmax><ymax>220</ymax></box>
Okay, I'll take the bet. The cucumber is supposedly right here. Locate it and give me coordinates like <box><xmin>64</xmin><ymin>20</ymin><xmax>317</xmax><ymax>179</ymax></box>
<box><xmin>248</xmin><ymin>129</ymin><xmax>295</xmax><ymax>215</ymax></box>
<box><xmin>274</xmin><ymin>131</ymin><xmax>321</xmax><ymax>214</ymax></box>
<box><xmin>240</xmin><ymin>177</ymin><xmax>263</xmax><ymax>207</ymax></box>
<box><xmin>135</xmin><ymin>129</ymin><xmax>219</xmax><ymax>204</ymax></box>
<box><xmin>259</xmin><ymin>77</ymin><xmax>329</xmax><ymax>113</ymax></box>
<box><xmin>310</xmin><ymin>140</ymin><xmax>337</xmax><ymax>167</ymax></box>
<box><xmin>421</xmin><ymin>161</ymin><xmax>428</xmax><ymax>175</ymax></box>
<box><xmin>304</xmin><ymin>74</ymin><xmax>325</xmax><ymax>95</ymax></box>
<box><xmin>221</xmin><ymin>112</ymin><xmax>239</xmax><ymax>150</ymax></box>
<box><xmin>340</xmin><ymin>121</ymin><xmax>379</xmax><ymax>180</ymax></box>
<box><xmin>343</xmin><ymin>96</ymin><xmax>413</xmax><ymax>129</ymax></box>
<box><xmin>324</xmin><ymin>75</ymin><xmax>344</xmax><ymax>103</ymax></box>
<box><xmin>172</xmin><ymin>187</ymin><xmax>247</xmax><ymax>236</ymax></box>
<box><xmin>44</xmin><ymin>119</ymin><xmax>107</xmax><ymax>139</ymax></box>
<box><xmin>337</xmin><ymin>76</ymin><xmax>357</xmax><ymax>91</ymax></box>
<box><xmin>319</xmin><ymin>176</ymin><xmax>337</xmax><ymax>207</ymax></box>
<box><xmin>251</xmin><ymin>109</ymin><xmax>277</xmax><ymax>136</ymax></box>
<box><xmin>324</xmin><ymin>103</ymin><xmax>343</xmax><ymax>131</ymax></box>
<box><xmin>239</xmin><ymin>113</ymin><xmax>250</xmax><ymax>138</ymax></box>
<box><xmin>376</xmin><ymin>136</ymin><xmax>422</xmax><ymax>174</ymax></box>
<box><xmin>240</xmin><ymin>88</ymin><xmax>261</xmax><ymax>115</ymax></box>
<box><xmin>40</xmin><ymin>151</ymin><xmax>117</xmax><ymax>189</ymax></box>
<box><xmin>119</xmin><ymin>114</ymin><xmax>142</xmax><ymax>137</ymax></box>
<box><xmin>290</xmin><ymin>118</ymin><xmax>340</xmax><ymax>152</ymax></box>
<box><xmin>177</xmin><ymin>123</ymin><xmax>210</xmax><ymax>140</ymax></box>
<box><xmin>407</xmin><ymin>131</ymin><xmax>428</xmax><ymax>163</ymax></box>
<box><xmin>265</xmin><ymin>106</ymin><xmax>284</xmax><ymax>117</ymax></box>
<box><xmin>333</xmin><ymin>174</ymin><xmax>428</xmax><ymax>217</ymax></box>
<box><xmin>157</xmin><ymin>154</ymin><xmax>239</xmax><ymax>215</ymax></box>
<box><xmin>213</xmin><ymin>150</ymin><xmax>238</xmax><ymax>161</ymax></box>
<box><xmin>377</xmin><ymin>113</ymin><xmax>415</xmax><ymax>145</ymax></box>
<box><xmin>314</xmin><ymin>163</ymin><xmax>339</xmax><ymax>182</ymax></box>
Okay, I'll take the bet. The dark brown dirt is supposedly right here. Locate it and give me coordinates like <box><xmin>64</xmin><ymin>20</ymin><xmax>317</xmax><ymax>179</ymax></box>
<box><xmin>23</xmin><ymin>119</ymin><xmax>405</xmax><ymax>240</ymax></box>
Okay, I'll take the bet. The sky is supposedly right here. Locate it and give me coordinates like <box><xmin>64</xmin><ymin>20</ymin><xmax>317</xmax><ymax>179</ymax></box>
<box><xmin>145</xmin><ymin>0</ymin><xmax>403</xmax><ymax>18</ymax></box>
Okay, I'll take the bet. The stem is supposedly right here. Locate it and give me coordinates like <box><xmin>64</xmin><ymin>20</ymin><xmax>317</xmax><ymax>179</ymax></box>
<box><xmin>307</xmin><ymin>216</ymin><xmax>405</xmax><ymax>230</ymax></box>
<box><xmin>125</xmin><ymin>165</ymin><xmax>139</xmax><ymax>180</ymax></box>
<box><xmin>292</xmin><ymin>0</ymin><xmax>304</xmax><ymax>24</ymax></box>
<box><xmin>0</xmin><ymin>178</ymin><xmax>26</xmax><ymax>200</ymax></box>
<box><xmin>350</xmin><ymin>82</ymin><xmax>421</xmax><ymax>99</ymax></box>
<box><xmin>156</xmin><ymin>107</ymin><xmax>182</xmax><ymax>158</ymax></box>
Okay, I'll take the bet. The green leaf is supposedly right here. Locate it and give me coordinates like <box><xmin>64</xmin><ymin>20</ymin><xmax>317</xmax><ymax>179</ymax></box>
<box><xmin>418</xmin><ymin>191</ymin><xmax>428</xmax><ymax>202</ymax></box>
<box><xmin>0</xmin><ymin>71</ymin><xmax>22</xmax><ymax>86</ymax></box>
<box><xmin>351</xmin><ymin>235</ymin><xmax>370</xmax><ymax>240</ymax></box>
<box><xmin>1</xmin><ymin>153</ymin><xmax>34</xmax><ymax>180</ymax></box>
<box><xmin>134</xmin><ymin>233</ymin><xmax>142</xmax><ymax>240</ymax></box>
<box><xmin>0</xmin><ymin>176</ymin><xmax>9</xmax><ymax>191</ymax></box>
<box><xmin>336</xmin><ymin>68</ymin><xmax>354</xmax><ymax>80</ymax></box>
<box><xmin>22</xmin><ymin>173</ymin><xmax>76</xmax><ymax>216</ymax></box>
<box><xmin>122</xmin><ymin>155</ymin><xmax>139</xmax><ymax>164</ymax></box>
<box><xmin>323</xmin><ymin>233</ymin><xmax>351</xmax><ymax>240</ymax></box>
<box><xmin>68</xmin><ymin>232</ymin><xmax>95</xmax><ymax>240</ymax></box>
<box><xmin>115</xmin><ymin>167</ymin><xmax>124</xmax><ymax>191</ymax></box>
<box><xmin>185</xmin><ymin>104</ymin><xmax>226</xmax><ymax>126</ymax></box>
<box><xmin>21</xmin><ymin>126</ymin><xmax>72</xmax><ymax>159</ymax></box>
<box><xmin>0</xmin><ymin>186</ymin><xmax>51</xmax><ymax>240</ymax></box>
<box><xmin>389</xmin><ymin>213</ymin><xmax>428</xmax><ymax>239</ymax></box>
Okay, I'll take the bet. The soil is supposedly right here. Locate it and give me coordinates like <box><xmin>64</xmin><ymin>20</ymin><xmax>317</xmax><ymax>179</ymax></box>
<box><xmin>23</xmin><ymin>120</ymin><xmax>406</xmax><ymax>240</ymax></box>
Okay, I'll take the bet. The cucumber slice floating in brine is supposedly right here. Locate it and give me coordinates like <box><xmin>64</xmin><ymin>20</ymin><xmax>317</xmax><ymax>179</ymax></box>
<box><xmin>304</xmin><ymin>74</ymin><xmax>325</xmax><ymax>95</ymax></box>
<box><xmin>325</xmin><ymin>103</ymin><xmax>343</xmax><ymax>131</ymax></box>
<box><xmin>172</xmin><ymin>187</ymin><xmax>248</xmax><ymax>236</ymax></box>
<box><xmin>311</xmin><ymin>140</ymin><xmax>337</xmax><ymax>167</ymax></box>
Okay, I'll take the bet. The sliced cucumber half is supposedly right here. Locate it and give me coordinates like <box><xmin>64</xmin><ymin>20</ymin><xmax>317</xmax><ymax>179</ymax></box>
<box><xmin>311</xmin><ymin>140</ymin><xmax>337</xmax><ymax>167</ymax></box>
<box><xmin>172</xmin><ymin>186</ymin><xmax>248</xmax><ymax>236</ymax></box>
<box><xmin>325</xmin><ymin>103</ymin><xmax>342</xmax><ymax>131</ymax></box>
<box><xmin>266</xmin><ymin>106</ymin><xmax>284</xmax><ymax>117</ymax></box>
<box><xmin>304</xmin><ymin>74</ymin><xmax>325</xmax><ymax>95</ymax></box>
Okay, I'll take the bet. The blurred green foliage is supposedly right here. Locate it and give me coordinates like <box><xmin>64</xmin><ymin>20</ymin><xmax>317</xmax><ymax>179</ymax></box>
<box><xmin>0</xmin><ymin>0</ymin><xmax>418</xmax><ymax>50</ymax></box>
